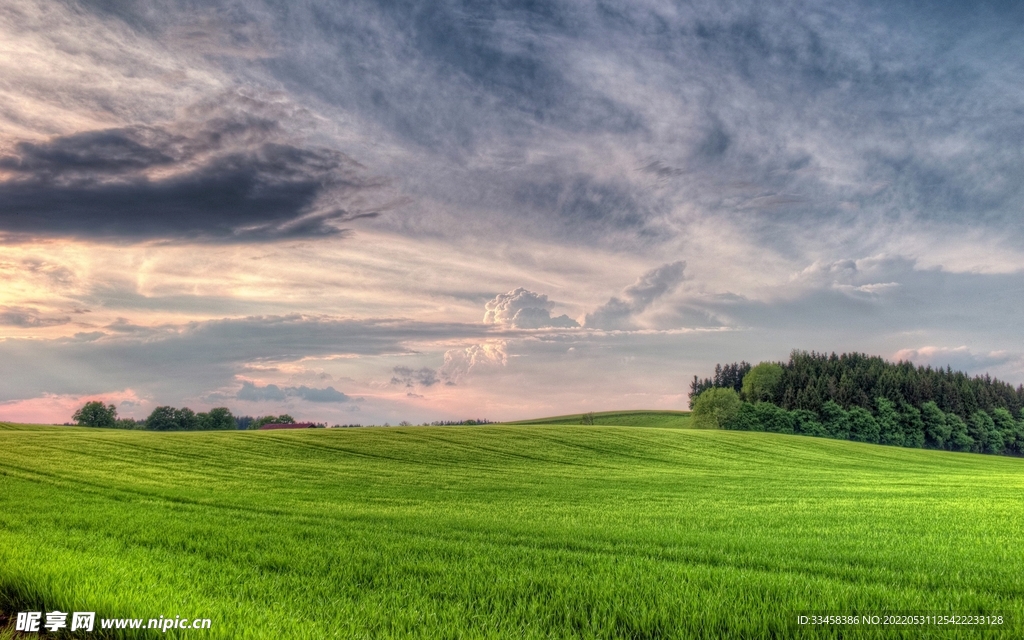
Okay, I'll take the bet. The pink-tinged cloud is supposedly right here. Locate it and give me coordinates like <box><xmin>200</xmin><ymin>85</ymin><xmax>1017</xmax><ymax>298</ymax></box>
<box><xmin>0</xmin><ymin>389</ymin><xmax>146</xmax><ymax>425</ymax></box>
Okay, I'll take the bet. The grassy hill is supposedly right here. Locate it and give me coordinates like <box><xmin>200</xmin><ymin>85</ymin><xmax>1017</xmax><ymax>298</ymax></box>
<box><xmin>506</xmin><ymin>410</ymin><xmax>692</xmax><ymax>428</ymax></box>
<box><xmin>1</xmin><ymin>422</ymin><xmax>1022</xmax><ymax>638</ymax></box>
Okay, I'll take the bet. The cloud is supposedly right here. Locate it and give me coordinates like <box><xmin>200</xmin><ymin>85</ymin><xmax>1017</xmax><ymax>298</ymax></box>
<box><xmin>391</xmin><ymin>366</ymin><xmax>439</xmax><ymax>387</ymax></box>
<box><xmin>237</xmin><ymin>381</ymin><xmax>287</xmax><ymax>401</ymax></box>
<box><xmin>438</xmin><ymin>342</ymin><xmax>509</xmax><ymax>384</ymax></box>
<box><xmin>0</xmin><ymin>306</ymin><xmax>70</xmax><ymax>328</ymax></box>
<box><xmin>0</xmin><ymin>94</ymin><xmax>396</xmax><ymax>241</ymax></box>
<box><xmin>389</xmin><ymin>342</ymin><xmax>510</xmax><ymax>390</ymax></box>
<box><xmin>584</xmin><ymin>262</ymin><xmax>685</xmax><ymax>329</ymax></box>
<box><xmin>238</xmin><ymin>381</ymin><xmax>351</xmax><ymax>403</ymax></box>
<box><xmin>893</xmin><ymin>346</ymin><xmax>1016</xmax><ymax>375</ymax></box>
<box><xmin>483</xmin><ymin>288</ymin><xmax>578</xmax><ymax>329</ymax></box>
<box><xmin>0</xmin><ymin>314</ymin><xmax>496</xmax><ymax>403</ymax></box>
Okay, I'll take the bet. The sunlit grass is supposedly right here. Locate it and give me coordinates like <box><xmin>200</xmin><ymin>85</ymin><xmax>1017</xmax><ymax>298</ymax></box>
<box><xmin>1</xmin><ymin>422</ymin><xmax>1022</xmax><ymax>638</ymax></box>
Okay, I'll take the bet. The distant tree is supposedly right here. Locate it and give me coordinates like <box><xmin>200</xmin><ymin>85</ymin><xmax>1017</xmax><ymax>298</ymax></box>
<box><xmin>580</xmin><ymin>412</ymin><xmax>595</xmax><ymax>425</ymax></box>
<box><xmin>724</xmin><ymin>402</ymin><xmax>760</xmax><ymax>431</ymax></box>
<box><xmin>146</xmin><ymin>406</ymin><xmax>178</xmax><ymax>431</ymax></box>
<box><xmin>819</xmin><ymin>400</ymin><xmax>850</xmax><ymax>440</ymax></box>
<box><xmin>792</xmin><ymin>409</ymin><xmax>827</xmax><ymax>437</ymax></box>
<box><xmin>692</xmin><ymin>388</ymin><xmax>741</xmax><ymax>429</ymax></box>
<box><xmin>114</xmin><ymin>418</ymin><xmax>143</xmax><ymax>430</ymax></box>
<box><xmin>848</xmin><ymin>407</ymin><xmax>880</xmax><ymax>444</ymax></box>
<box><xmin>198</xmin><ymin>407</ymin><xmax>235</xmax><ymax>431</ymax></box>
<box><xmin>898</xmin><ymin>403</ymin><xmax>925</xmax><ymax>448</ymax></box>
<box><xmin>699</xmin><ymin>350</ymin><xmax>1024</xmax><ymax>420</ymax></box>
<box><xmin>741</xmin><ymin>362</ymin><xmax>784</xmax><ymax>403</ymax></box>
<box><xmin>875</xmin><ymin>398</ymin><xmax>904</xmax><ymax>446</ymax></box>
<box><xmin>173</xmin><ymin>407</ymin><xmax>200</xmax><ymax>431</ymax></box>
<box><xmin>990</xmin><ymin>408</ymin><xmax>1018</xmax><ymax>454</ymax></box>
<box><xmin>692</xmin><ymin>351</ymin><xmax>1024</xmax><ymax>457</ymax></box>
<box><xmin>920</xmin><ymin>402</ymin><xmax>950</xmax><ymax>449</ymax></box>
<box><xmin>1014</xmin><ymin>410</ymin><xmax>1024</xmax><ymax>455</ymax></box>
<box><xmin>73</xmin><ymin>401</ymin><xmax>117</xmax><ymax>428</ymax></box>
<box><xmin>754</xmin><ymin>401</ymin><xmax>793</xmax><ymax>434</ymax></box>
<box><xmin>249</xmin><ymin>414</ymin><xmax>296</xmax><ymax>430</ymax></box>
<box><xmin>946</xmin><ymin>413</ymin><xmax>974</xmax><ymax>452</ymax></box>
<box><xmin>689</xmin><ymin>362</ymin><xmax>751</xmax><ymax>408</ymax></box>
<box><xmin>969</xmin><ymin>411</ymin><xmax>1002</xmax><ymax>455</ymax></box>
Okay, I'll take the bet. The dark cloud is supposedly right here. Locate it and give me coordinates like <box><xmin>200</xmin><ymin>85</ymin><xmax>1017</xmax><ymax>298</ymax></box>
<box><xmin>237</xmin><ymin>381</ymin><xmax>287</xmax><ymax>401</ymax></box>
<box><xmin>237</xmin><ymin>381</ymin><xmax>351</xmax><ymax>403</ymax></box>
<box><xmin>24</xmin><ymin>0</ymin><xmax>1024</xmax><ymax>249</ymax></box>
<box><xmin>391</xmin><ymin>366</ymin><xmax>439</xmax><ymax>388</ymax></box>
<box><xmin>0</xmin><ymin>97</ymin><xmax>393</xmax><ymax>241</ymax></box>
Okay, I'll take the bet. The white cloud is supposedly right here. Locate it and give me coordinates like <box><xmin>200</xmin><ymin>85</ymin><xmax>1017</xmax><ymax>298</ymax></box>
<box><xmin>483</xmin><ymin>288</ymin><xmax>578</xmax><ymax>329</ymax></box>
<box><xmin>438</xmin><ymin>341</ymin><xmax>509</xmax><ymax>384</ymax></box>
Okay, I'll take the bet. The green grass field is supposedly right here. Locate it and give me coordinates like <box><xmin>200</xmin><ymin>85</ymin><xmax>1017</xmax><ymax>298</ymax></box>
<box><xmin>1</xmin><ymin>417</ymin><xmax>1022</xmax><ymax>638</ymax></box>
<box><xmin>506</xmin><ymin>410</ymin><xmax>692</xmax><ymax>429</ymax></box>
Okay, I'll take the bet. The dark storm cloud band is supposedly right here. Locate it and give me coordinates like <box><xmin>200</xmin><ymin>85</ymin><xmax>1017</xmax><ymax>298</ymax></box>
<box><xmin>0</xmin><ymin>100</ymin><xmax>392</xmax><ymax>241</ymax></box>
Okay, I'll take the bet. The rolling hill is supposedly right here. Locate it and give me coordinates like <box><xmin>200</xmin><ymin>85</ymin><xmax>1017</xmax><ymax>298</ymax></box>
<box><xmin>1</xmin><ymin>420</ymin><xmax>1021</xmax><ymax>638</ymax></box>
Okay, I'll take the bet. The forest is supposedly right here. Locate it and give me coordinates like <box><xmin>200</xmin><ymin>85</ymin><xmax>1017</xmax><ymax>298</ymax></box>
<box><xmin>690</xmin><ymin>351</ymin><xmax>1024</xmax><ymax>456</ymax></box>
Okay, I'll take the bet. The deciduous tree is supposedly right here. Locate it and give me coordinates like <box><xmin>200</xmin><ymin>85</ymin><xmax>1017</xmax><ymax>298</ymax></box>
<box><xmin>72</xmin><ymin>401</ymin><xmax>117</xmax><ymax>428</ymax></box>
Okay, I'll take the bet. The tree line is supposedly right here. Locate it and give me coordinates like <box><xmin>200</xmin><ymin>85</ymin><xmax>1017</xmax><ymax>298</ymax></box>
<box><xmin>71</xmin><ymin>401</ymin><xmax>302</xmax><ymax>431</ymax></box>
<box><xmin>690</xmin><ymin>351</ymin><xmax>1024</xmax><ymax>457</ymax></box>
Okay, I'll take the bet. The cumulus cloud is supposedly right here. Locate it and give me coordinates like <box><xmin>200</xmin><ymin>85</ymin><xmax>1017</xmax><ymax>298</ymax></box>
<box><xmin>438</xmin><ymin>342</ymin><xmax>509</xmax><ymax>384</ymax></box>
<box><xmin>584</xmin><ymin>262</ymin><xmax>685</xmax><ymax>329</ymax></box>
<box><xmin>483</xmin><ymin>288</ymin><xmax>578</xmax><ymax>329</ymax></box>
<box><xmin>388</xmin><ymin>342</ymin><xmax>510</xmax><ymax>390</ymax></box>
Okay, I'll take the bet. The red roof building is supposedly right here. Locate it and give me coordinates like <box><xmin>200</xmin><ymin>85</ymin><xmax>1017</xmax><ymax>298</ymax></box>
<box><xmin>258</xmin><ymin>423</ymin><xmax>316</xmax><ymax>430</ymax></box>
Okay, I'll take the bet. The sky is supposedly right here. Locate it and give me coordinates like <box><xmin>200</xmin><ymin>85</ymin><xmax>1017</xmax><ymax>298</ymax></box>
<box><xmin>2</xmin><ymin>0</ymin><xmax>1024</xmax><ymax>425</ymax></box>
